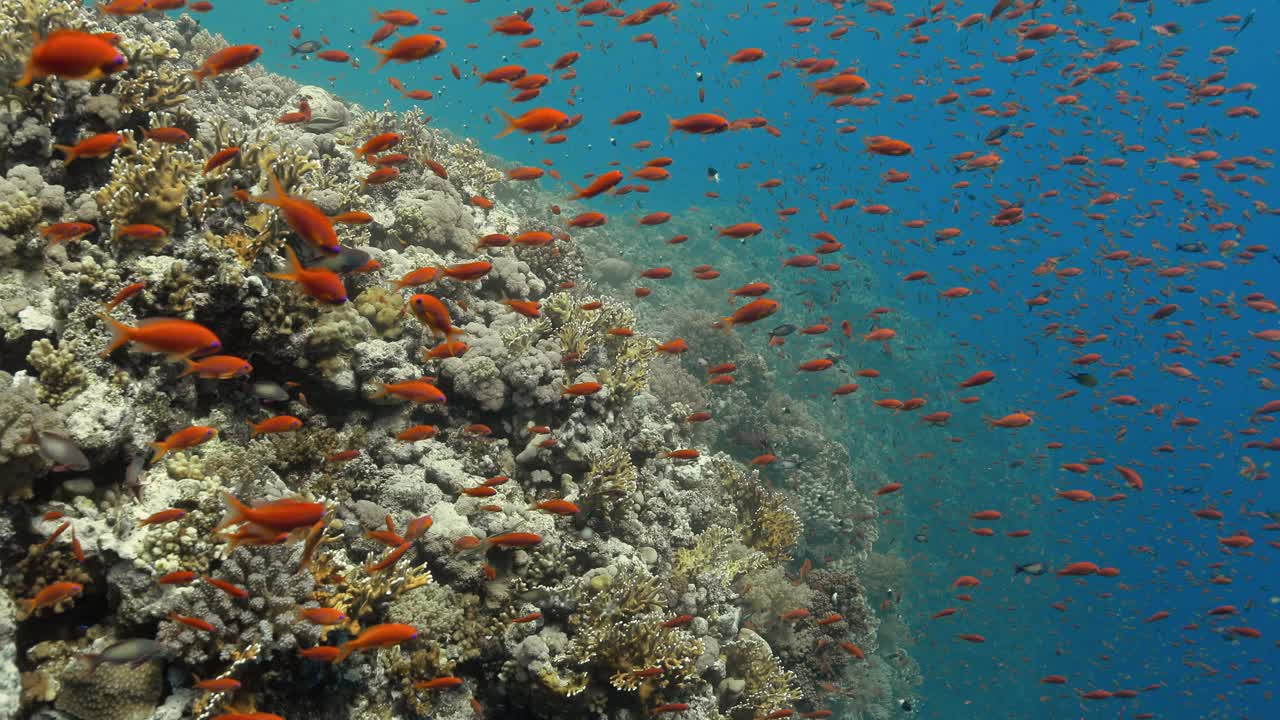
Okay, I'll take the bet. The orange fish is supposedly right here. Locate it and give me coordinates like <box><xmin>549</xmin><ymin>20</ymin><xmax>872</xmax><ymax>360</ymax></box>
<box><xmin>495</xmin><ymin>107</ymin><xmax>569</xmax><ymax>138</ymax></box>
<box><xmin>723</xmin><ymin>298</ymin><xmax>780</xmax><ymax>328</ymax></box>
<box><xmin>335</xmin><ymin>623</ymin><xmax>418</xmax><ymax>662</ymax></box>
<box><xmin>55</xmin><ymin>133</ymin><xmax>126</xmax><ymax>165</ymax></box>
<box><xmin>251</xmin><ymin>169</ymin><xmax>340</xmax><ymax>254</ymax></box>
<box><xmin>409</xmin><ymin>294</ymin><xmax>461</xmax><ymax>339</ymax></box>
<box><xmin>18</xmin><ymin>30</ymin><xmax>127</xmax><ymax>87</ymax></box>
<box><xmin>414</xmin><ymin>676</ymin><xmax>464</xmax><ymax>690</ymax></box>
<box><xmin>19</xmin><ymin>581</ymin><xmax>83</xmax><ymax>618</ymax></box>
<box><xmin>563</xmin><ymin>381</ymin><xmax>603</xmax><ymax>396</ymax></box>
<box><xmin>267</xmin><ymin>246</ymin><xmax>347</xmax><ymax>304</ymax></box>
<box><xmin>249</xmin><ymin>415</ymin><xmax>303</xmax><ymax>438</ymax></box>
<box><xmin>215</xmin><ymin>493</ymin><xmax>326</xmax><ymax>533</ymax></box>
<box><xmin>191</xmin><ymin>45</ymin><xmax>263</xmax><ymax>85</ymax></box>
<box><xmin>179</xmin><ymin>355</ymin><xmax>252</xmax><ymax>380</ymax></box>
<box><xmin>668</xmin><ymin>113</ymin><xmax>730</xmax><ymax>135</ymax></box>
<box><xmin>150</xmin><ymin>426</ymin><xmax>218</xmax><ymax>464</ymax></box>
<box><xmin>367</xmin><ymin>34</ymin><xmax>446</xmax><ymax>71</ymax></box>
<box><xmin>140</xmin><ymin>508</ymin><xmax>188</xmax><ymax>526</ymax></box>
<box><xmin>533</xmin><ymin>499</ymin><xmax>580</xmax><ymax>515</ymax></box>
<box><xmin>373</xmin><ymin>379</ymin><xmax>447</xmax><ymax>404</ymax></box>
<box><xmin>40</xmin><ymin>222</ymin><xmax>96</xmax><ymax>244</ymax></box>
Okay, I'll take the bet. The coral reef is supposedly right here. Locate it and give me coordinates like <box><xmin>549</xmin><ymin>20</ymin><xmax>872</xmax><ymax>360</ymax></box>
<box><xmin>0</xmin><ymin>3</ymin><xmax>918</xmax><ymax>719</ymax></box>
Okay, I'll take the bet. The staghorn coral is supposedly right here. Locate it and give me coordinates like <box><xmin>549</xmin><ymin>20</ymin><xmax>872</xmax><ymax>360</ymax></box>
<box><xmin>109</xmin><ymin>33</ymin><xmax>189</xmax><ymax>115</ymax></box>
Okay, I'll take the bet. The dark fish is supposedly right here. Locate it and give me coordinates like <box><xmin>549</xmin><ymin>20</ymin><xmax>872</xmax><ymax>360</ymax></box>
<box><xmin>706</xmin><ymin>166</ymin><xmax>719</xmax><ymax>182</ymax></box>
<box><xmin>984</xmin><ymin>125</ymin><xmax>1011</xmax><ymax>142</ymax></box>
<box><xmin>1015</xmin><ymin>562</ymin><xmax>1046</xmax><ymax>576</ymax></box>
<box><xmin>1066</xmin><ymin>372</ymin><xmax>1098</xmax><ymax>387</ymax></box>
<box><xmin>769</xmin><ymin>324</ymin><xmax>796</xmax><ymax>337</ymax></box>
<box><xmin>1176</xmin><ymin>242</ymin><xmax>1207</xmax><ymax>253</ymax></box>
<box><xmin>290</xmin><ymin>41</ymin><xmax>322</xmax><ymax>56</ymax></box>
<box><xmin>314</xmin><ymin>245</ymin><xmax>373</xmax><ymax>274</ymax></box>
<box><xmin>81</xmin><ymin>639</ymin><xmax>169</xmax><ymax>674</ymax></box>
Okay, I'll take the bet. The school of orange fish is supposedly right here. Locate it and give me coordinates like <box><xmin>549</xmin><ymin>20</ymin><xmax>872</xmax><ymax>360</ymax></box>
<box><xmin>9</xmin><ymin>0</ymin><xmax>1279</xmax><ymax>718</ymax></box>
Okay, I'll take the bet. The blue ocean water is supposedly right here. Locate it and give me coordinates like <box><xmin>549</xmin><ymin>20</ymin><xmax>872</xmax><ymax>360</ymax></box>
<box><xmin>196</xmin><ymin>2</ymin><xmax>1277</xmax><ymax>718</ymax></box>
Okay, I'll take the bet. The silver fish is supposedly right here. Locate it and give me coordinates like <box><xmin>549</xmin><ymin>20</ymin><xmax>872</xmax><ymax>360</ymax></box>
<box><xmin>81</xmin><ymin>639</ymin><xmax>169</xmax><ymax>674</ymax></box>
<box><xmin>33</xmin><ymin>431</ymin><xmax>90</xmax><ymax>472</ymax></box>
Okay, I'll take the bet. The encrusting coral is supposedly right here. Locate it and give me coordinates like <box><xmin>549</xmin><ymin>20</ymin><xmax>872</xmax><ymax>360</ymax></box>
<box><xmin>0</xmin><ymin>2</ymin><xmax>920</xmax><ymax>719</ymax></box>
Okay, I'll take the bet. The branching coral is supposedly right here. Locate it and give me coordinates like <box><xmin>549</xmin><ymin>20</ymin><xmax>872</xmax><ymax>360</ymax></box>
<box><xmin>714</xmin><ymin>459</ymin><xmax>801</xmax><ymax>563</ymax></box>
<box><xmin>94</xmin><ymin>140</ymin><xmax>198</xmax><ymax>240</ymax></box>
<box><xmin>721</xmin><ymin>629</ymin><xmax>801</xmax><ymax>720</ymax></box>
<box><xmin>568</xmin><ymin>565</ymin><xmax>703</xmax><ymax>698</ymax></box>
<box><xmin>579</xmin><ymin>446</ymin><xmax>637</xmax><ymax>511</ymax></box>
<box><xmin>671</xmin><ymin>526</ymin><xmax>769</xmax><ymax>591</ymax></box>
<box><xmin>109</xmin><ymin>34</ymin><xmax>189</xmax><ymax>115</ymax></box>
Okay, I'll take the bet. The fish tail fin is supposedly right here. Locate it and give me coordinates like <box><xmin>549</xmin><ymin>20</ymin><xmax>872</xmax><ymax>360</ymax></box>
<box><xmin>369</xmin><ymin>8</ymin><xmax>381</xmax><ymax>23</ymax></box>
<box><xmin>720</xmin><ymin>316</ymin><xmax>735</xmax><ymax>329</ymax></box>
<box><xmin>97</xmin><ymin>312</ymin><xmax>134</xmax><ymax>357</ymax></box>
<box><xmin>16</xmin><ymin>59</ymin><xmax>37</xmax><ymax>88</ymax></box>
<box><xmin>333</xmin><ymin>642</ymin><xmax>354</xmax><ymax>664</ymax></box>
<box><xmin>364</xmin><ymin>44</ymin><xmax>390</xmax><ymax>73</ymax></box>
<box><xmin>177</xmin><ymin>358</ymin><xmax>198</xmax><ymax>378</ymax></box>
<box><xmin>247</xmin><ymin>420</ymin><xmax>260</xmax><ymax>438</ymax></box>
<box><xmin>266</xmin><ymin>245</ymin><xmax>304</xmax><ymax>281</ymax></box>
<box><xmin>148</xmin><ymin>441</ymin><xmax>169</xmax><ymax>466</ymax></box>
<box><xmin>214</xmin><ymin>491</ymin><xmax>252</xmax><ymax>532</ymax></box>
<box><xmin>54</xmin><ymin>144</ymin><xmax>77</xmax><ymax>166</ymax></box>
<box><xmin>493</xmin><ymin>107</ymin><xmax>518</xmax><ymax>139</ymax></box>
<box><xmin>188</xmin><ymin>68</ymin><xmax>206</xmax><ymax>87</ymax></box>
<box><xmin>248</xmin><ymin>165</ymin><xmax>287</xmax><ymax>207</ymax></box>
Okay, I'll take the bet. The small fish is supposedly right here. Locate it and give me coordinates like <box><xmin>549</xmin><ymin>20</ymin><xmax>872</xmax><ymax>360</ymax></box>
<box><xmin>80</xmin><ymin>638</ymin><xmax>168</xmax><ymax>674</ymax></box>
<box><xmin>335</xmin><ymin>623</ymin><xmax>418</xmax><ymax>662</ymax></box>
<box><xmin>1014</xmin><ymin>562</ymin><xmax>1046</xmax><ymax>576</ymax></box>
<box><xmin>19</xmin><ymin>581</ymin><xmax>83</xmax><ymax>618</ymax></box>
<box><xmin>149</xmin><ymin>426</ymin><xmax>218</xmax><ymax>464</ymax></box>
<box><xmin>191</xmin><ymin>44</ymin><xmax>263</xmax><ymax>85</ymax></box>
<box><xmin>290</xmin><ymin>40</ymin><xmax>323</xmax><ymax>55</ymax></box>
